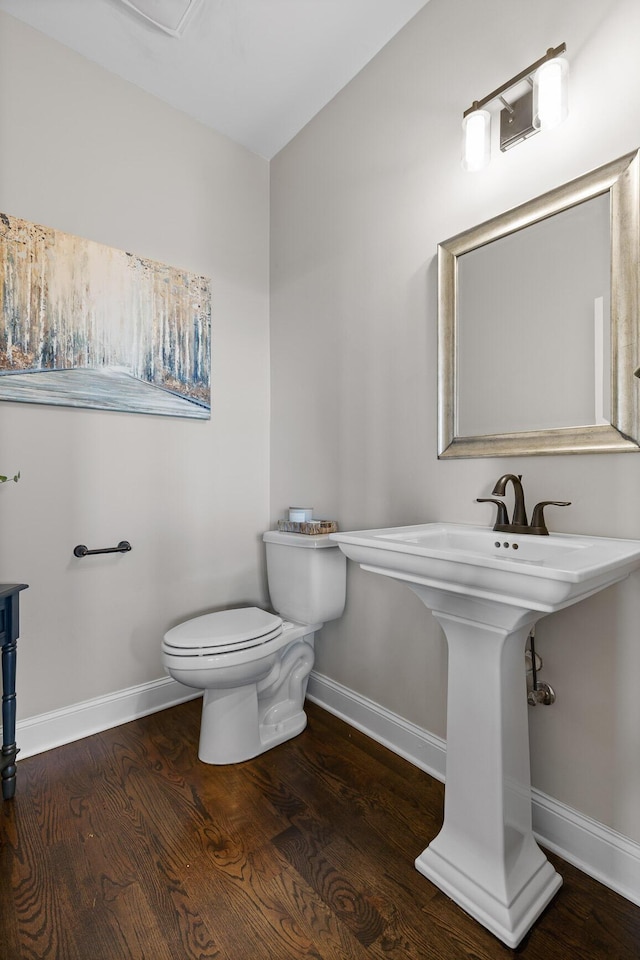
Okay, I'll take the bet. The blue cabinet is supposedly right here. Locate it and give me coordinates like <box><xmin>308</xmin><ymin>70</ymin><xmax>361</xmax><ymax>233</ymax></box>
<box><xmin>0</xmin><ymin>583</ymin><xmax>28</xmax><ymax>799</ymax></box>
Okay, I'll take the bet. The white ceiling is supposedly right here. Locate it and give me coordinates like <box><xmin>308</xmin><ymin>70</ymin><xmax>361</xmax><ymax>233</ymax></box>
<box><xmin>0</xmin><ymin>0</ymin><xmax>431</xmax><ymax>158</ymax></box>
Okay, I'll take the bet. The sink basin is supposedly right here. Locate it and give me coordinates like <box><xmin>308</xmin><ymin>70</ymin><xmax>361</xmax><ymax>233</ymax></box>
<box><xmin>330</xmin><ymin>521</ymin><xmax>640</xmax><ymax>947</ymax></box>
<box><xmin>331</xmin><ymin>522</ymin><xmax>640</xmax><ymax>611</ymax></box>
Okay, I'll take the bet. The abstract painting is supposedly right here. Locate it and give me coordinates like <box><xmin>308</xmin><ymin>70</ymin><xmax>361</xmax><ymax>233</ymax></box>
<box><xmin>0</xmin><ymin>213</ymin><xmax>211</xmax><ymax>418</ymax></box>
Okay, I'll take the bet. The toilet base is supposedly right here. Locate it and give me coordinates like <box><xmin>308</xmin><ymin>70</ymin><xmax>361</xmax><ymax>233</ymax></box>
<box><xmin>198</xmin><ymin>683</ymin><xmax>308</xmax><ymax>764</ymax></box>
<box><xmin>197</xmin><ymin>630</ymin><xmax>316</xmax><ymax>764</ymax></box>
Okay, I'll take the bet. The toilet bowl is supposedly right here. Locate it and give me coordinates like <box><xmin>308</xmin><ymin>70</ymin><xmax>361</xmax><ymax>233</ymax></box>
<box><xmin>162</xmin><ymin>531</ymin><xmax>346</xmax><ymax>764</ymax></box>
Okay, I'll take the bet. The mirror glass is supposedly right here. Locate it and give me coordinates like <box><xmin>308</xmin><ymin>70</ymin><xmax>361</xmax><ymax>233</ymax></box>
<box><xmin>457</xmin><ymin>194</ymin><xmax>611</xmax><ymax>436</ymax></box>
<box><xmin>438</xmin><ymin>150</ymin><xmax>640</xmax><ymax>458</ymax></box>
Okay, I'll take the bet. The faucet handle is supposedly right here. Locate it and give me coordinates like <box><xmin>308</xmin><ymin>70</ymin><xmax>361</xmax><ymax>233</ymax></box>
<box><xmin>477</xmin><ymin>498</ymin><xmax>509</xmax><ymax>529</ymax></box>
<box><xmin>530</xmin><ymin>500</ymin><xmax>571</xmax><ymax>535</ymax></box>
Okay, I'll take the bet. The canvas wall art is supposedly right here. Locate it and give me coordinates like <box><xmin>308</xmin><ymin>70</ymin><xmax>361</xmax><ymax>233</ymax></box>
<box><xmin>0</xmin><ymin>213</ymin><xmax>211</xmax><ymax>419</ymax></box>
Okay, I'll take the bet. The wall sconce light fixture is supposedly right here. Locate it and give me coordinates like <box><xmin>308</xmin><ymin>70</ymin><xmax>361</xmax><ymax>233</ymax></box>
<box><xmin>462</xmin><ymin>43</ymin><xmax>568</xmax><ymax>171</ymax></box>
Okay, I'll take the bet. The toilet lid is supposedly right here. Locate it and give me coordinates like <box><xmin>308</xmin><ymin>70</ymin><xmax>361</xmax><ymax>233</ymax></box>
<box><xmin>163</xmin><ymin>606</ymin><xmax>283</xmax><ymax>654</ymax></box>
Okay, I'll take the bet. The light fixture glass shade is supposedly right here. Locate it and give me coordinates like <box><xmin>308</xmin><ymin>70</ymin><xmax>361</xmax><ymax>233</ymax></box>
<box><xmin>461</xmin><ymin>109</ymin><xmax>491</xmax><ymax>171</ymax></box>
<box><xmin>533</xmin><ymin>57</ymin><xmax>569</xmax><ymax>130</ymax></box>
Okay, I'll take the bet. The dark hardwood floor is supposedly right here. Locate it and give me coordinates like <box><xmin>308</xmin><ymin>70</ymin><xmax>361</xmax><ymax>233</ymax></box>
<box><xmin>1</xmin><ymin>698</ymin><xmax>639</xmax><ymax>959</ymax></box>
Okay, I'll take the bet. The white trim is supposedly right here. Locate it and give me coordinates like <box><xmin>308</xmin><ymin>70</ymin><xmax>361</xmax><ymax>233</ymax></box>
<box><xmin>531</xmin><ymin>789</ymin><xmax>640</xmax><ymax>908</ymax></box>
<box><xmin>11</xmin><ymin>677</ymin><xmax>200</xmax><ymax>760</ymax></box>
<box><xmin>307</xmin><ymin>670</ymin><xmax>640</xmax><ymax>908</ymax></box>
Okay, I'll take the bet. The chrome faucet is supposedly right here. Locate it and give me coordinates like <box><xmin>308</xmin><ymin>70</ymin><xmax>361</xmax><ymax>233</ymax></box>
<box><xmin>477</xmin><ymin>474</ymin><xmax>570</xmax><ymax>536</ymax></box>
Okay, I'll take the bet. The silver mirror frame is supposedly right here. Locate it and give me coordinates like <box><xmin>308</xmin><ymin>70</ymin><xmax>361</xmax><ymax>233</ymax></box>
<box><xmin>438</xmin><ymin>149</ymin><xmax>640</xmax><ymax>458</ymax></box>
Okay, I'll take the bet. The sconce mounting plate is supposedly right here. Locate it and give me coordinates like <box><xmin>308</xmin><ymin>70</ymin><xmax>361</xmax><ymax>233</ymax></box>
<box><xmin>500</xmin><ymin>88</ymin><xmax>536</xmax><ymax>152</ymax></box>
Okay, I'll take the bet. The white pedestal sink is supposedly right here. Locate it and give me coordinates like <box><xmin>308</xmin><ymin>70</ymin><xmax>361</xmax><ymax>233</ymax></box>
<box><xmin>330</xmin><ymin>522</ymin><xmax>640</xmax><ymax>947</ymax></box>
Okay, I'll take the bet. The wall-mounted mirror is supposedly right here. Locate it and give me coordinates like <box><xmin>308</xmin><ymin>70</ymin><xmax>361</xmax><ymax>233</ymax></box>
<box><xmin>438</xmin><ymin>149</ymin><xmax>640</xmax><ymax>458</ymax></box>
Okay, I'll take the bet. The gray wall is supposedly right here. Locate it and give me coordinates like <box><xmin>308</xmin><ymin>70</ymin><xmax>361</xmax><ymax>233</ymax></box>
<box><xmin>0</xmin><ymin>14</ymin><xmax>271</xmax><ymax>717</ymax></box>
<box><xmin>270</xmin><ymin>0</ymin><xmax>640</xmax><ymax>843</ymax></box>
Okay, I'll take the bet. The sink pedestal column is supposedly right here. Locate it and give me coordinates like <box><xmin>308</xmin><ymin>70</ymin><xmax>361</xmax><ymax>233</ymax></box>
<box><xmin>411</xmin><ymin>589</ymin><xmax>562</xmax><ymax>948</ymax></box>
<box><xmin>334</xmin><ymin>523</ymin><xmax>640</xmax><ymax>945</ymax></box>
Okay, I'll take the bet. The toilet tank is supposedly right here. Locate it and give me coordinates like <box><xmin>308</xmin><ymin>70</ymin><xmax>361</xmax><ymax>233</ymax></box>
<box><xmin>263</xmin><ymin>531</ymin><xmax>346</xmax><ymax>625</ymax></box>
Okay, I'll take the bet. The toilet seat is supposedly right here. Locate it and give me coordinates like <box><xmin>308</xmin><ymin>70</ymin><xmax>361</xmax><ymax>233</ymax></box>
<box><xmin>162</xmin><ymin>606</ymin><xmax>283</xmax><ymax>657</ymax></box>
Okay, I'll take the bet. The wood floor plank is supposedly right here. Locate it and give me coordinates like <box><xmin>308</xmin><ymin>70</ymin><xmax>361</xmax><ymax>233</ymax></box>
<box><xmin>279</xmin><ymin>710</ymin><xmax>444</xmax><ymax>853</ymax></box>
<box><xmin>272</xmin><ymin>823</ymin><xmax>387</xmax><ymax>947</ymax></box>
<box><xmin>274</xmin><ymin>861</ymin><xmax>375</xmax><ymax>960</ymax></box>
<box><xmin>1</xmin><ymin>697</ymin><xmax>640</xmax><ymax>959</ymax></box>
<box><xmin>249</xmin><ymin>720</ymin><xmax>441</xmax><ymax>891</ymax></box>
<box><xmin>178</xmin><ymin>787</ymin><xmax>375</xmax><ymax>960</ymax></box>
<box><xmin>1</xmin><ymin>763</ymin><xmax>85</xmax><ymax>959</ymax></box>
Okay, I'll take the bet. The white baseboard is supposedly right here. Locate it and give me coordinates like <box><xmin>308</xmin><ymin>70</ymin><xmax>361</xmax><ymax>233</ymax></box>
<box><xmin>531</xmin><ymin>790</ymin><xmax>640</xmax><ymax>908</ymax></box>
<box><xmin>13</xmin><ymin>676</ymin><xmax>201</xmax><ymax>760</ymax></box>
<box><xmin>307</xmin><ymin>670</ymin><xmax>640</xmax><ymax>909</ymax></box>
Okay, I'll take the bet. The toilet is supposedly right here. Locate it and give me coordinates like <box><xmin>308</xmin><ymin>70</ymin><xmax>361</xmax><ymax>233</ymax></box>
<box><xmin>162</xmin><ymin>530</ymin><xmax>346</xmax><ymax>764</ymax></box>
